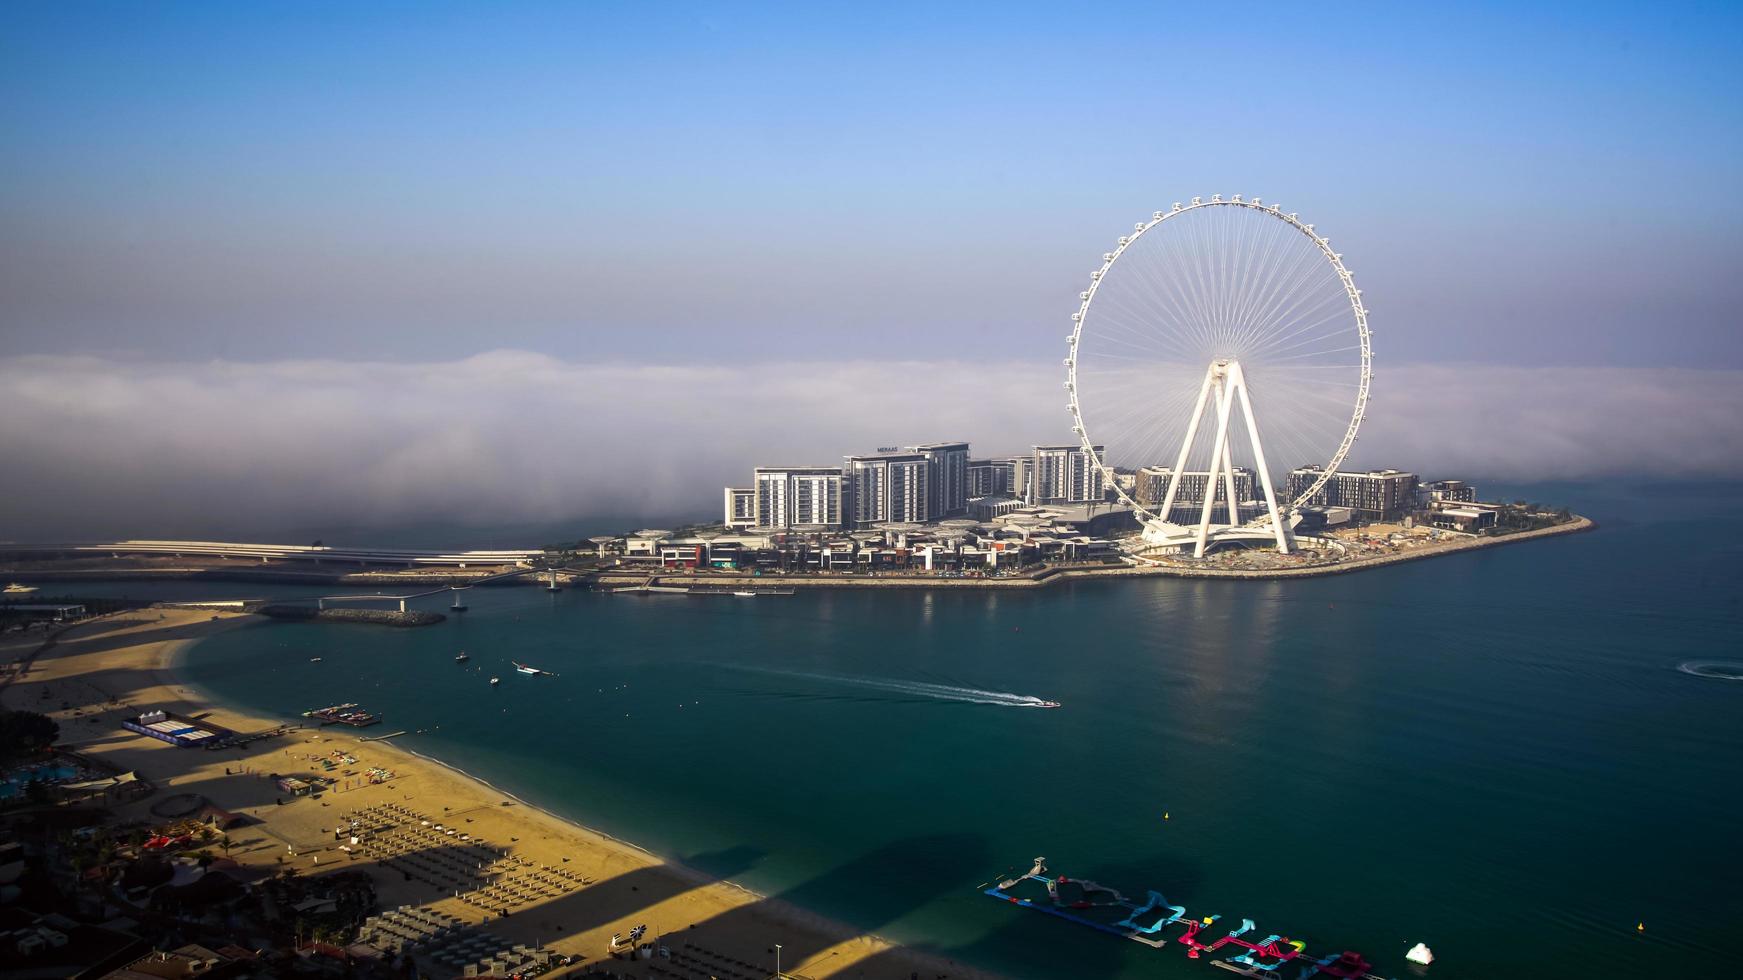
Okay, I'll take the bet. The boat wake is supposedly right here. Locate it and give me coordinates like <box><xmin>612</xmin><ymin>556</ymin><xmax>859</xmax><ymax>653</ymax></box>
<box><xmin>1678</xmin><ymin>661</ymin><xmax>1743</xmax><ymax>681</ymax></box>
<box><xmin>725</xmin><ymin>666</ymin><xmax>1058</xmax><ymax>708</ymax></box>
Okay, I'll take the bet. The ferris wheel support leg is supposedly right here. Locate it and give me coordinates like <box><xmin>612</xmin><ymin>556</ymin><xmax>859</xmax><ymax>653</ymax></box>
<box><xmin>1221</xmin><ymin>425</ymin><xmax>1241</xmax><ymax>529</ymax></box>
<box><xmin>1159</xmin><ymin>364</ymin><xmax>1217</xmax><ymax>522</ymax></box>
<box><xmin>1230</xmin><ymin>363</ymin><xmax>1291</xmax><ymax>555</ymax></box>
<box><xmin>1194</xmin><ymin>373</ymin><xmax>1238</xmax><ymax>559</ymax></box>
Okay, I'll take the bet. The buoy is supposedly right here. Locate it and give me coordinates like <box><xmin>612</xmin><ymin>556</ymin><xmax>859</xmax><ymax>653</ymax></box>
<box><xmin>1163</xmin><ymin>812</ymin><xmax>1170</xmax><ymax>820</ymax></box>
<box><xmin>1405</xmin><ymin>942</ymin><xmax>1433</xmax><ymax>965</ymax></box>
<box><xmin>1637</xmin><ymin>922</ymin><xmax>1645</xmax><ymax>932</ymax></box>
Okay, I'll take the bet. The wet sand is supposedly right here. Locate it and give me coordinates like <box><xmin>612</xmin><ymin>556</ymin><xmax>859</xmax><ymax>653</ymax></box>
<box><xmin>0</xmin><ymin>609</ymin><xmax>989</xmax><ymax>979</ymax></box>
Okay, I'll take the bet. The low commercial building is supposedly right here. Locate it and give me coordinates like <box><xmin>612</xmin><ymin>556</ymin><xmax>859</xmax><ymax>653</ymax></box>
<box><xmin>122</xmin><ymin>710</ymin><xmax>234</xmax><ymax>749</ymax></box>
<box><xmin>1428</xmin><ymin>500</ymin><xmax>1501</xmax><ymax>533</ymax></box>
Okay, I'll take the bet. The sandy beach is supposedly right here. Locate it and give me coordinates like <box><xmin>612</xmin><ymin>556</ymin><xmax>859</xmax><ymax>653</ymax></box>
<box><xmin>0</xmin><ymin>608</ymin><xmax>991</xmax><ymax>979</ymax></box>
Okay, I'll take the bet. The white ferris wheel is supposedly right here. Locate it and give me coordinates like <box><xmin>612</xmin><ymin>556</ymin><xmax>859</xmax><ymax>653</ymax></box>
<box><xmin>1065</xmin><ymin>196</ymin><xmax>1371</xmax><ymax>558</ymax></box>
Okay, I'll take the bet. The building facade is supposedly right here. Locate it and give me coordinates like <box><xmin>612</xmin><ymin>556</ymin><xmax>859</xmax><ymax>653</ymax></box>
<box><xmin>1031</xmin><ymin>445</ymin><xmax>1105</xmax><ymax>504</ymax></box>
<box><xmin>723</xmin><ymin>487</ymin><xmax>757</xmax><ymax>528</ymax></box>
<box><xmin>844</xmin><ymin>452</ymin><xmax>930</xmax><ymax>526</ymax></box>
<box><xmin>967</xmin><ymin>458</ymin><xmax>1009</xmax><ymax>499</ymax></box>
<box><xmin>1287</xmin><ymin>466</ymin><xmax>1420</xmax><ymax>522</ymax></box>
<box><xmin>753</xmin><ymin>466</ymin><xmax>846</xmax><ymax>529</ymax></box>
<box><xmin>1132</xmin><ymin>466</ymin><xmax>1258</xmax><ymax>524</ymax></box>
<box><xmin>908</xmin><ymin>441</ymin><xmax>970</xmax><ymax>519</ymax></box>
<box><xmin>1420</xmin><ymin>479</ymin><xmax>1477</xmax><ymax>504</ymax></box>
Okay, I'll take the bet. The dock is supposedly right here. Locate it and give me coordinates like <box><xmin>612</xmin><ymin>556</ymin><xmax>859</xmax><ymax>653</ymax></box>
<box><xmin>984</xmin><ymin>857</ymin><xmax>1387</xmax><ymax>979</ymax></box>
<box><xmin>360</xmin><ymin>730</ymin><xmax>408</xmax><ymax>742</ymax></box>
<box><xmin>609</xmin><ymin>582</ymin><xmax>797</xmax><ymax>596</ymax></box>
<box><xmin>303</xmin><ymin>703</ymin><xmax>383</xmax><ymax>727</ymax></box>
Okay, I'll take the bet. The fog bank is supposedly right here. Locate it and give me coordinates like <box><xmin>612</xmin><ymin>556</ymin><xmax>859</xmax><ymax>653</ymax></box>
<box><xmin>2</xmin><ymin>352</ymin><xmax>1737</xmax><ymax>541</ymax></box>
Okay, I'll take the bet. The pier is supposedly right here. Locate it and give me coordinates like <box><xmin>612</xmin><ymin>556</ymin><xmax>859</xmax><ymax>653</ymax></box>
<box><xmin>303</xmin><ymin>703</ymin><xmax>383</xmax><ymax>727</ymax></box>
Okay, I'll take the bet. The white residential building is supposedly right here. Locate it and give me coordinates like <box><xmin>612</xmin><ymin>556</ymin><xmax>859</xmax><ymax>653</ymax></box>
<box><xmin>1031</xmin><ymin>445</ymin><xmax>1104</xmax><ymax>504</ymax></box>
<box><xmin>753</xmin><ymin>467</ymin><xmax>845</xmax><ymax>529</ymax></box>
<box><xmin>845</xmin><ymin>452</ymin><xmax>930</xmax><ymax>526</ymax></box>
<box><xmin>723</xmin><ymin>487</ymin><xmax>757</xmax><ymax>528</ymax></box>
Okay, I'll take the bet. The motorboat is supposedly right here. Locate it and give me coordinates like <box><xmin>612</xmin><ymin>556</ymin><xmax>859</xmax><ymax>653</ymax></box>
<box><xmin>309</xmin><ymin>657</ymin><xmax>323</xmax><ymax>663</ymax></box>
<box><xmin>513</xmin><ymin>661</ymin><xmax>556</xmax><ymax>676</ymax></box>
<box><xmin>489</xmin><ymin>677</ymin><xmax>500</xmax><ymax>686</ymax></box>
<box><xmin>455</xmin><ymin>651</ymin><xmax>470</xmax><ymax>663</ymax></box>
<box><xmin>733</xmin><ymin>590</ymin><xmax>757</xmax><ymax>597</ymax></box>
<box><xmin>1036</xmin><ymin>700</ymin><xmax>1061</xmax><ymax>708</ymax></box>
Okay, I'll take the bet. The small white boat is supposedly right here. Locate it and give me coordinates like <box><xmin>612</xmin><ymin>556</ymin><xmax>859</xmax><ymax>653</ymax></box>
<box><xmin>455</xmin><ymin>651</ymin><xmax>470</xmax><ymax>663</ymax></box>
<box><xmin>733</xmin><ymin>590</ymin><xmax>757</xmax><ymax>597</ymax></box>
<box><xmin>513</xmin><ymin>661</ymin><xmax>556</xmax><ymax>676</ymax></box>
<box><xmin>489</xmin><ymin>677</ymin><xmax>500</xmax><ymax>686</ymax></box>
<box><xmin>3</xmin><ymin>583</ymin><xmax>38</xmax><ymax>594</ymax></box>
<box><xmin>309</xmin><ymin>657</ymin><xmax>323</xmax><ymax>663</ymax></box>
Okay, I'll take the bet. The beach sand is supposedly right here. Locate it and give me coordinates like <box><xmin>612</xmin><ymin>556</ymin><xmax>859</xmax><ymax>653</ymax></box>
<box><xmin>0</xmin><ymin>609</ymin><xmax>991</xmax><ymax>979</ymax></box>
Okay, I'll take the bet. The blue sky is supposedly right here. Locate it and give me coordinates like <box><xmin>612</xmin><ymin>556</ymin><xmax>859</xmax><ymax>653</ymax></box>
<box><xmin>4</xmin><ymin>1</ymin><xmax>1740</xmax><ymax>367</ymax></box>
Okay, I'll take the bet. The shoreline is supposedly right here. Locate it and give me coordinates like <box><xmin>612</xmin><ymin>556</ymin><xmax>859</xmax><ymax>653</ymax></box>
<box><xmin>5</xmin><ymin>515</ymin><xmax>1594</xmax><ymax>593</ymax></box>
<box><xmin>5</xmin><ymin>608</ymin><xmax>993</xmax><ymax>979</ymax></box>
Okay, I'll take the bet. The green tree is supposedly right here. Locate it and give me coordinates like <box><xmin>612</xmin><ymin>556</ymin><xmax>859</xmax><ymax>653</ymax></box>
<box><xmin>0</xmin><ymin>710</ymin><xmax>59</xmax><ymax>764</ymax></box>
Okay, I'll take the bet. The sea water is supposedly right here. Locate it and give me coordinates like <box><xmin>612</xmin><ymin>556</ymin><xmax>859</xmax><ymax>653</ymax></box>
<box><xmin>68</xmin><ymin>480</ymin><xmax>1743</xmax><ymax>978</ymax></box>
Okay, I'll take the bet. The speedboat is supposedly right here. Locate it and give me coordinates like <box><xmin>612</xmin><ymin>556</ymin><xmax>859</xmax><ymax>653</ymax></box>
<box><xmin>3</xmin><ymin>583</ymin><xmax>38</xmax><ymax>594</ymax></box>
<box><xmin>455</xmin><ymin>651</ymin><xmax>470</xmax><ymax>663</ymax></box>
<box><xmin>513</xmin><ymin>661</ymin><xmax>556</xmax><ymax>676</ymax></box>
<box><xmin>489</xmin><ymin>677</ymin><xmax>500</xmax><ymax>686</ymax></box>
<box><xmin>1036</xmin><ymin>700</ymin><xmax>1061</xmax><ymax>708</ymax></box>
<box><xmin>309</xmin><ymin>657</ymin><xmax>323</xmax><ymax>663</ymax></box>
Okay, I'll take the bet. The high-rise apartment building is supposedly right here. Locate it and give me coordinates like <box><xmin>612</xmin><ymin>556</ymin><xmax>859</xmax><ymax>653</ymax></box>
<box><xmin>967</xmin><ymin>459</ymin><xmax>1007</xmax><ymax>499</ymax></box>
<box><xmin>844</xmin><ymin>452</ymin><xmax>930</xmax><ymax>526</ymax></box>
<box><xmin>907</xmin><ymin>442</ymin><xmax>970</xmax><ymax>519</ymax></box>
<box><xmin>753</xmin><ymin>466</ymin><xmax>846</xmax><ymax>529</ymax></box>
<box><xmin>1031</xmin><ymin>445</ymin><xmax>1105</xmax><ymax>504</ymax></box>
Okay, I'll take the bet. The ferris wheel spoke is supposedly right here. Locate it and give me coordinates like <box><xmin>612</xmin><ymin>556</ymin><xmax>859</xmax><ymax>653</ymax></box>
<box><xmin>1238</xmin><ymin>252</ymin><xmax>1342</xmax><ymax>353</ymax></box>
<box><xmin>1244</xmin><ymin>303</ymin><xmax>1360</xmax><ymax>359</ymax></box>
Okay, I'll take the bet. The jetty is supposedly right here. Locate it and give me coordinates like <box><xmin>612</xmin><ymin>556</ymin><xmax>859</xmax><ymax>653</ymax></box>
<box><xmin>984</xmin><ymin>857</ymin><xmax>1386</xmax><ymax>979</ymax></box>
<box><xmin>303</xmin><ymin>703</ymin><xmax>382</xmax><ymax>728</ymax></box>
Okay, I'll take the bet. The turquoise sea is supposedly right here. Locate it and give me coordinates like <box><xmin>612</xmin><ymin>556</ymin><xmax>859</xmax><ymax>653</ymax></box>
<box><xmin>45</xmin><ymin>482</ymin><xmax>1743</xmax><ymax>978</ymax></box>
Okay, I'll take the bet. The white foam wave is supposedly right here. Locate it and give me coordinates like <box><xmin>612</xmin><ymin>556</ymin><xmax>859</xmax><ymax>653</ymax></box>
<box><xmin>732</xmin><ymin>667</ymin><xmax>1055</xmax><ymax>707</ymax></box>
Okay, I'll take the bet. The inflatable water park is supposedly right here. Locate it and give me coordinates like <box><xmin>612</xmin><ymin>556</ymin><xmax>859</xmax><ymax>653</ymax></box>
<box><xmin>983</xmin><ymin>857</ymin><xmax>1410</xmax><ymax>978</ymax></box>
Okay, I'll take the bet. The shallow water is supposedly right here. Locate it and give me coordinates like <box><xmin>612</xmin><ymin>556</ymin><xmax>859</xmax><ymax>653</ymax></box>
<box><xmin>54</xmin><ymin>480</ymin><xmax>1743</xmax><ymax>978</ymax></box>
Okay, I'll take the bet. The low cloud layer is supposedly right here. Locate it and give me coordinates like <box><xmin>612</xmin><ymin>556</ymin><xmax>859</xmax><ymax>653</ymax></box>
<box><xmin>2</xmin><ymin>351</ymin><xmax>1739</xmax><ymax>542</ymax></box>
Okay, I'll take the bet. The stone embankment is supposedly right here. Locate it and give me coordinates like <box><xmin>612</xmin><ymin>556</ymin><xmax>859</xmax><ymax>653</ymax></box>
<box><xmin>254</xmin><ymin>605</ymin><xmax>446</xmax><ymax>627</ymax></box>
<box><xmin>593</xmin><ymin>516</ymin><xmax>1595</xmax><ymax>590</ymax></box>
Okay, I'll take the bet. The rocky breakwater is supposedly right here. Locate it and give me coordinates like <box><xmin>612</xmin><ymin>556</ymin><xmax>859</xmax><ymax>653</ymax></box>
<box><xmin>254</xmin><ymin>605</ymin><xmax>445</xmax><ymax>627</ymax></box>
